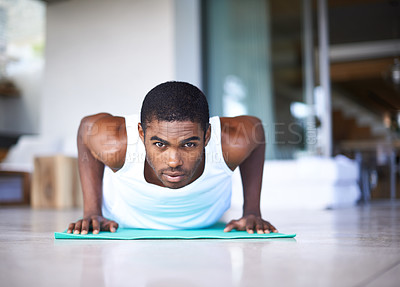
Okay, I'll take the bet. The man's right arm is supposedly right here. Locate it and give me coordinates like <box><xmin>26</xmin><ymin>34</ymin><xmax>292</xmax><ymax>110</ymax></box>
<box><xmin>67</xmin><ymin>113</ymin><xmax>126</xmax><ymax>234</ymax></box>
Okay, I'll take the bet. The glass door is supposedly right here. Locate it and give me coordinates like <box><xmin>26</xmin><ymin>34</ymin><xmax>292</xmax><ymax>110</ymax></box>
<box><xmin>202</xmin><ymin>0</ymin><xmax>318</xmax><ymax>159</ymax></box>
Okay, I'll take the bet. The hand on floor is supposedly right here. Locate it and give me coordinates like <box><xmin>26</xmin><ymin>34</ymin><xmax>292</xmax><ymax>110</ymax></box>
<box><xmin>224</xmin><ymin>214</ymin><xmax>278</xmax><ymax>234</ymax></box>
<box><xmin>67</xmin><ymin>215</ymin><xmax>119</xmax><ymax>235</ymax></box>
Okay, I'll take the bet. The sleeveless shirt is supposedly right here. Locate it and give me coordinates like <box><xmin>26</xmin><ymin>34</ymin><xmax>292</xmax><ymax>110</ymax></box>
<box><xmin>102</xmin><ymin>115</ymin><xmax>233</xmax><ymax>230</ymax></box>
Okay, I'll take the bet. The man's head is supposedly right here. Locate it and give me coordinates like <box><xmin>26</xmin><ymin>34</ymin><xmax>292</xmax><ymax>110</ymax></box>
<box><xmin>138</xmin><ymin>81</ymin><xmax>211</xmax><ymax>189</ymax></box>
<box><xmin>140</xmin><ymin>81</ymin><xmax>210</xmax><ymax>135</ymax></box>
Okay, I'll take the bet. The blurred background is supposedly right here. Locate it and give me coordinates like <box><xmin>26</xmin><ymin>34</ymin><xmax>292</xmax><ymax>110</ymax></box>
<box><xmin>0</xmin><ymin>0</ymin><xmax>399</xmax><ymax>209</ymax></box>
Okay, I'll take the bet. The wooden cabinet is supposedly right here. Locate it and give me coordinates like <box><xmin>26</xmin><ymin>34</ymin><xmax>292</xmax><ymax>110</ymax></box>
<box><xmin>31</xmin><ymin>155</ymin><xmax>82</xmax><ymax>209</ymax></box>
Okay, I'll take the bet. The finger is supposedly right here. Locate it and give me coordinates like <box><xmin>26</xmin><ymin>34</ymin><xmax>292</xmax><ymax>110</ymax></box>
<box><xmin>224</xmin><ymin>223</ymin><xmax>234</xmax><ymax>232</ymax></box>
<box><xmin>224</xmin><ymin>220</ymin><xmax>237</xmax><ymax>232</ymax></box>
<box><xmin>109</xmin><ymin>222</ymin><xmax>119</xmax><ymax>233</ymax></box>
<box><xmin>246</xmin><ymin>228</ymin><xmax>254</xmax><ymax>234</ymax></box>
<box><xmin>255</xmin><ymin>218</ymin><xmax>264</xmax><ymax>234</ymax></box>
<box><xmin>265</xmin><ymin>221</ymin><xmax>278</xmax><ymax>233</ymax></box>
<box><xmin>81</xmin><ymin>219</ymin><xmax>90</xmax><ymax>235</ymax></box>
<box><xmin>263</xmin><ymin>221</ymin><xmax>278</xmax><ymax>233</ymax></box>
<box><xmin>67</xmin><ymin>223</ymin><xmax>75</xmax><ymax>234</ymax></box>
<box><xmin>74</xmin><ymin>220</ymin><xmax>82</xmax><ymax>234</ymax></box>
<box><xmin>269</xmin><ymin>223</ymin><xmax>278</xmax><ymax>233</ymax></box>
<box><xmin>103</xmin><ymin>220</ymin><xmax>118</xmax><ymax>232</ymax></box>
<box><xmin>245</xmin><ymin>220</ymin><xmax>255</xmax><ymax>234</ymax></box>
<box><xmin>262</xmin><ymin>222</ymin><xmax>271</xmax><ymax>233</ymax></box>
<box><xmin>92</xmin><ymin>218</ymin><xmax>100</xmax><ymax>234</ymax></box>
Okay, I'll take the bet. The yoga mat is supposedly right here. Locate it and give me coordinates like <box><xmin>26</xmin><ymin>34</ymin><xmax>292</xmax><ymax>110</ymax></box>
<box><xmin>54</xmin><ymin>223</ymin><xmax>296</xmax><ymax>240</ymax></box>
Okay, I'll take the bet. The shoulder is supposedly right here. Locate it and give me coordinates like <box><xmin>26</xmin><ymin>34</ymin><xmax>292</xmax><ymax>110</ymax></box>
<box><xmin>80</xmin><ymin>113</ymin><xmax>126</xmax><ymax>142</ymax></box>
<box><xmin>220</xmin><ymin>115</ymin><xmax>263</xmax><ymax>131</ymax></box>
<box><xmin>220</xmin><ymin>116</ymin><xmax>265</xmax><ymax>170</ymax></box>
<box><xmin>80</xmin><ymin>113</ymin><xmax>127</xmax><ymax>170</ymax></box>
<box><xmin>80</xmin><ymin>112</ymin><xmax>124</xmax><ymax>126</ymax></box>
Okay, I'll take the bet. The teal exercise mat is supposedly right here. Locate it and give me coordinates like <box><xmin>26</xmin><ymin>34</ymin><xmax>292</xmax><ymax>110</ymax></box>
<box><xmin>54</xmin><ymin>223</ymin><xmax>296</xmax><ymax>240</ymax></box>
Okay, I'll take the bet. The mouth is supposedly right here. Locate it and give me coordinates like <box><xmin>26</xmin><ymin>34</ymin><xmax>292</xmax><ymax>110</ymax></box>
<box><xmin>162</xmin><ymin>173</ymin><xmax>185</xmax><ymax>183</ymax></box>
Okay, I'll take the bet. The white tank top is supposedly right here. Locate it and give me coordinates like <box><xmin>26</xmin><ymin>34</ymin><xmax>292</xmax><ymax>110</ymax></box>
<box><xmin>102</xmin><ymin>115</ymin><xmax>233</xmax><ymax>229</ymax></box>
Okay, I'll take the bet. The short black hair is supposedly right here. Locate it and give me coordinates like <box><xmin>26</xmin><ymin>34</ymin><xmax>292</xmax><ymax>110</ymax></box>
<box><xmin>140</xmin><ymin>81</ymin><xmax>210</xmax><ymax>133</ymax></box>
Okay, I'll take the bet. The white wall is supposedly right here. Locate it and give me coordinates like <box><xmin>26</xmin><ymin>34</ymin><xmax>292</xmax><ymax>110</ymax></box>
<box><xmin>42</xmin><ymin>0</ymin><xmax>201</xmax><ymax>141</ymax></box>
<box><xmin>174</xmin><ymin>0</ymin><xmax>201</xmax><ymax>87</ymax></box>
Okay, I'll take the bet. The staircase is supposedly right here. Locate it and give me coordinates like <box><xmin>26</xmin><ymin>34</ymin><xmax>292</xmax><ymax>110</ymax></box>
<box><xmin>331</xmin><ymin>92</ymin><xmax>390</xmax><ymax>142</ymax></box>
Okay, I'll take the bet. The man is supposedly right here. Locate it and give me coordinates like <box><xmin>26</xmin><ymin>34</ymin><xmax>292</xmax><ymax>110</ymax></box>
<box><xmin>68</xmin><ymin>81</ymin><xmax>277</xmax><ymax>235</ymax></box>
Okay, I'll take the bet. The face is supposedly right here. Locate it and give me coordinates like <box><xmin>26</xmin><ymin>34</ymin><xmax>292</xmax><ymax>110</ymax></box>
<box><xmin>138</xmin><ymin>120</ymin><xmax>211</xmax><ymax>189</ymax></box>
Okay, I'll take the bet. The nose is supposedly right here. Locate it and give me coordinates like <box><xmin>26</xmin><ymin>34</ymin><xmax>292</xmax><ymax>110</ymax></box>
<box><xmin>167</xmin><ymin>149</ymin><xmax>183</xmax><ymax>168</ymax></box>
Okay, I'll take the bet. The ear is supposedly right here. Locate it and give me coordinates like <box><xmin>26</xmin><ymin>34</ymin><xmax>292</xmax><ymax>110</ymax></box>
<box><xmin>138</xmin><ymin>123</ymin><xmax>145</xmax><ymax>143</ymax></box>
<box><xmin>204</xmin><ymin>124</ymin><xmax>211</xmax><ymax>146</ymax></box>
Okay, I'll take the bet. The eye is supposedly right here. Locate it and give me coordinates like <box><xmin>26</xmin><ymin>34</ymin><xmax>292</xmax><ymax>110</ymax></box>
<box><xmin>154</xmin><ymin>142</ymin><xmax>165</xmax><ymax>148</ymax></box>
<box><xmin>184</xmin><ymin>142</ymin><xmax>197</xmax><ymax>148</ymax></box>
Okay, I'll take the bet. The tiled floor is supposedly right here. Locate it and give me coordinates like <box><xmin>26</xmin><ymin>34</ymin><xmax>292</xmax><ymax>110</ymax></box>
<box><xmin>1</xmin><ymin>201</ymin><xmax>399</xmax><ymax>287</ymax></box>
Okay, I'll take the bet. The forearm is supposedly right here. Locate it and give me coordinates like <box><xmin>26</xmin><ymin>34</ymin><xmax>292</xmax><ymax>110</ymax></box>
<box><xmin>240</xmin><ymin>141</ymin><xmax>265</xmax><ymax>216</ymax></box>
<box><xmin>77</xmin><ymin>118</ymin><xmax>106</xmax><ymax>216</ymax></box>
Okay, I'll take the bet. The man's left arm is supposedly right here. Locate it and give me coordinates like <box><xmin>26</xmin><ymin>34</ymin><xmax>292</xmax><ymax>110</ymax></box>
<box><xmin>222</xmin><ymin>116</ymin><xmax>278</xmax><ymax>234</ymax></box>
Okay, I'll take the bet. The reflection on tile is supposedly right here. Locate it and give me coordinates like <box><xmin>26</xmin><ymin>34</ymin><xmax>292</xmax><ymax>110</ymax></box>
<box><xmin>363</xmin><ymin>262</ymin><xmax>400</xmax><ymax>287</ymax></box>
